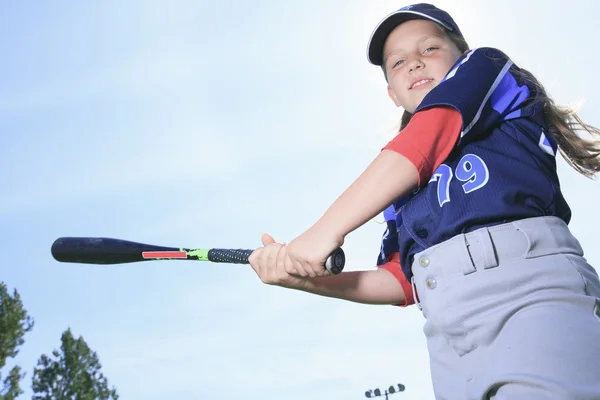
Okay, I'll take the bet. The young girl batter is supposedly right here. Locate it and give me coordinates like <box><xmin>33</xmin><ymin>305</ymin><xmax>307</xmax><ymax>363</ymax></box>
<box><xmin>249</xmin><ymin>3</ymin><xmax>600</xmax><ymax>399</ymax></box>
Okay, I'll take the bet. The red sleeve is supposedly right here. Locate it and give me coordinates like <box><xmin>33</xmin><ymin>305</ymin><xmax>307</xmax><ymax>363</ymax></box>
<box><xmin>382</xmin><ymin>106</ymin><xmax>463</xmax><ymax>185</ymax></box>
<box><xmin>378</xmin><ymin>252</ymin><xmax>415</xmax><ymax>307</ymax></box>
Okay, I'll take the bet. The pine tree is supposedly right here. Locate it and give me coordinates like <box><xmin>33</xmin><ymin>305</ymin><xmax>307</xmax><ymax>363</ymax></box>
<box><xmin>32</xmin><ymin>328</ymin><xmax>118</xmax><ymax>400</ymax></box>
<box><xmin>0</xmin><ymin>282</ymin><xmax>34</xmax><ymax>400</ymax></box>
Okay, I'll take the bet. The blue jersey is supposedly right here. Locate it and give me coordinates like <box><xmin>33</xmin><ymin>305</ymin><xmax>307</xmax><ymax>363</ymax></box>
<box><xmin>376</xmin><ymin>47</ymin><xmax>571</xmax><ymax>281</ymax></box>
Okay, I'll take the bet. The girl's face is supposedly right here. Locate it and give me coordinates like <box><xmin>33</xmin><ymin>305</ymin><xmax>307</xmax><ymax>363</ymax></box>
<box><xmin>383</xmin><ymin>19</ymin><xmax>464</xmax><ymax>114</ymax></box>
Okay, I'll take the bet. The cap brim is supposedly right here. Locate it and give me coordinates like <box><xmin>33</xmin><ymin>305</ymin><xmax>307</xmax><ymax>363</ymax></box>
<box><xmin>367</xmin><ymin>11</ymin><xmax>453</xmax><ymax>66</ymax></box>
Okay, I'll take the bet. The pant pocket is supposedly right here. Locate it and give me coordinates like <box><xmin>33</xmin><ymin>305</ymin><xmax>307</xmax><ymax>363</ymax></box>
<box><xmin>563</xmin><ymin>254</ymin><xmax>600</xmax><ymax>295</ymax></box>
<box><xmin>594</xmin><ymin>300</ymin><xmax>600</xmax><ymax>322</ymax></box>
<box><xmin>563</xmin><ymin>254</ymin><xmax>600</xmax><ymax>325</ymax></box>
<box><xmin>421</xmin><ymin>273</ymin><xmax>482</xmax><ymax>358</ymax></box>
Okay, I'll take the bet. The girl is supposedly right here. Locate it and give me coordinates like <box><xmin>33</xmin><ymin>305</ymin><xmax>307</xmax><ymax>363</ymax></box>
<box><xmin>249</xmin><ymin>3</ymin><xmax>600</xmax><ymax>399</ymax></box>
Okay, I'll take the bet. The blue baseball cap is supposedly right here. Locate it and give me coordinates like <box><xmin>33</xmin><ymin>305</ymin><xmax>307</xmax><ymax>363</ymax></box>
<box><xmin>367</xmin><ymin>3</ymin><xmax>464</xmax><ymax>66</ymax></box>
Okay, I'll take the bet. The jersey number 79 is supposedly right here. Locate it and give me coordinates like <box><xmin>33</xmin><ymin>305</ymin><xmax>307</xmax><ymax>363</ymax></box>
<box><xmin>429</xmin><ymin>153</ymin><xmax>490</xmax><ymax>207</ymax></box>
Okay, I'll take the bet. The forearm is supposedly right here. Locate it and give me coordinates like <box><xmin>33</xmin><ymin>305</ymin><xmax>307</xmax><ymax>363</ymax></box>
<box><xmin>315</xmin><ymin>150</ymin><xmax>418</xmax><ymax>240</ymax></box>
<box><xmin>295</xmin><ymin>268</ymin><xmax>405</xmax><ymax>305</ymax></box>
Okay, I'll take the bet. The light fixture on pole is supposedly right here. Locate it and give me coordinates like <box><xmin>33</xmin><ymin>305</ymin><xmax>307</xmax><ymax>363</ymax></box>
<box><xmin>365</xmin><ymin>383</ymin><xmax>406</xmax><ymax>399</ymax></box>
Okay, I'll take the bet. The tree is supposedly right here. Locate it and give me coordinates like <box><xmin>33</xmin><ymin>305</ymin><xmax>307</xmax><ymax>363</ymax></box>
<box><xmin>32</xmin><ymin>328</ymin><xmax>118</xmax><ymax>400</ymax></box>
<box><xmin>0</xmin><ymin>282</ymin><xmax>34</xmax><ymax>400</ymax></box>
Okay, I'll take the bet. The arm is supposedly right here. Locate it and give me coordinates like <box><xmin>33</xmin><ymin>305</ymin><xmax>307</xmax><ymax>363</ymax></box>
<box><xmin>297</xmin><ymin>268</ymin><xmax>405</xmax><ymax>305</ymax></box>
<box><xmin>249</xmin><ymin>236</ymin><xmax>408</xmax><ymax>305</ymax></box>
<box><xmin>313</xmin><ymin>151</ymin><xmax>418</xmax><ymax>244</ymax></box>
<box><xmin>316</xmin><ymin>107</ymin><xmax>462</xmax><ymax>242</ymax></box>
<box><xmin>283</xmin><ymin>107</ymin><xmax>463</xmax><ymax>277</ymax></box>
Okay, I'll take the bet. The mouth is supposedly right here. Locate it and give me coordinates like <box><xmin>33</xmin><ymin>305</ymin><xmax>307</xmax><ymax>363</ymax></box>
<box><xmin>409</xmin><ymin>79</ymin><xmax>433</xmax><ymax>90</ymax></box>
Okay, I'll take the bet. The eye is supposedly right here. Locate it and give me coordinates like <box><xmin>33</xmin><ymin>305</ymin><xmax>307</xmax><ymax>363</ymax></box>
<box><xmin>423</xmin><ymin>46</ymin><xmax>438</xmax><ymax>54</ymax></box>
<box><xmin>392</xmin><ymin>59</ymin><xmax>405</xmax><ymax>68</ymax></box>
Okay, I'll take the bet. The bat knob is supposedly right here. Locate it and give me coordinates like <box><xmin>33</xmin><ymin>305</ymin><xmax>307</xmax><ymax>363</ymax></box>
<box><xmin>325</xmin><ymin>248</ymin><xmax>345</xmax><ymax>275</ymax></box>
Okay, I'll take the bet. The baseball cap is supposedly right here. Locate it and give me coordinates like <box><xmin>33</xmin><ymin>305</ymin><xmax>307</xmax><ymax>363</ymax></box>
<box><xmin>367</xmin><ymin>3</ymin><xmax>464</xmax><ymax>66</ymax></box>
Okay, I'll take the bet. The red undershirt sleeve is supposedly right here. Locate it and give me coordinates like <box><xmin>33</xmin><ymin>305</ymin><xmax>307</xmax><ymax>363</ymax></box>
<box><xmin>382</xmin><ymin>106</ymin><xmax>463</xmax><ymax>185</ymax></box>
<box><xmin>379</xmin><ymin>252</ymin><xmax>414</xmax><ymax>307</ymax></box>
<box><xmin>377</xmin><ymin>106</ymin><xmax>462</xmax><ymax>307</ymax></box>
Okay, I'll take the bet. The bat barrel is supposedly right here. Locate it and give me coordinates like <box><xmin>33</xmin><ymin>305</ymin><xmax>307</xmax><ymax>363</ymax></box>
<box><xmin>51</xmin><ymin>237</ymin><xmax>176</xmax><ymax>264</ymax></box>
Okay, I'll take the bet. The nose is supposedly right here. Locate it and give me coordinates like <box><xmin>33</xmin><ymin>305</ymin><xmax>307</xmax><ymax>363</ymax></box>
<box><xmin>407</xmin><ymin>58</ymin><xmax>424</xmax><ymax>73</ymax></box>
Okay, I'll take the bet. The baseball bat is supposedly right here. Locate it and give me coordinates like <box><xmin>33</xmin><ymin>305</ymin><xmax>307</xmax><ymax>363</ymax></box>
<box><xmin>50</xmin><ymin>237</ymin><xmax>346</xmax><ymax>275</ymax></box>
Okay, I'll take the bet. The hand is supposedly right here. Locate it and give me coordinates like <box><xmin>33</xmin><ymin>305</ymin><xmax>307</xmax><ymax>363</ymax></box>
<box><xmin>248</xmin><ymin>234</ymin><xmax>308</xmax><ymax>290</ymax></box>
<box><xmin>285</xmin><ymin>224</ymin><xmax>344</xmax><ymax>278</ymax></box>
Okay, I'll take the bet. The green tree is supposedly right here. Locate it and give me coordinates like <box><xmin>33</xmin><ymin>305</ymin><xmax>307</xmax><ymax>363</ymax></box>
<box><xmin>32</xmin><ymin>328</ymin><xmax>118</xmax><ymax>400</ymax></box>
<box><xmin>0</xmin><ymin>282</ymin><xmax>34</xmax><ymax>400</ymax></box>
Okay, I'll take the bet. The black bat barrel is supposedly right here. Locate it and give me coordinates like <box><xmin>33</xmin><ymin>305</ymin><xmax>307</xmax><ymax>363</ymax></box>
<box><xmin>51</xmin><ymin>237</ymin><xmax>176</xmax><ymax>264</ymax></box>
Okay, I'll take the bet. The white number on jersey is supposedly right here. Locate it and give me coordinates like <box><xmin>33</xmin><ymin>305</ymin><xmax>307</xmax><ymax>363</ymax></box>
<box><xmin>429</xmin><ymin>154</ymin><xmax>490</xmax><ymax>207</ymax></box>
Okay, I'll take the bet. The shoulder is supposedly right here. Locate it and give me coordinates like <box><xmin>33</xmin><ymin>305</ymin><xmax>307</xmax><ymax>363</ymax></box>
<box><xmin>415</xmin><ymin>46</ymin><xmax>532</xmax><ymax>139</ymax></box>
<box><xmin>431</xmin><ymin>47</ymin><xmax>520</xmax><ymax>96</ymax></box>
<box><xmin>446</xmin><ymin>47</ymin><xmax>514</xmax><ymax>77</ymax></box>
<box><xmin>465</xmin><ymin>47</ymin><xmax>512</xmax><ymax>61</ymax></box>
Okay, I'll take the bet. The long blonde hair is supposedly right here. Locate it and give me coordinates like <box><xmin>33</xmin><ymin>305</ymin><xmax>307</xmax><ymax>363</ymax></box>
<box><xmin>393</xmin><ymin>28</ymin><xmax>600</xmax><ymax>179</ymax></box>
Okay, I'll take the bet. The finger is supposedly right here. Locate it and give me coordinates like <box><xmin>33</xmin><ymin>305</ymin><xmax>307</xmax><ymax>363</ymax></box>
<box><xmin>284</xmin><ymin>255</ymin><xmax>304</xmax><ymax>277</ymax></box>
<box><xmin>302</xmin><ymin>260</ymin><xmax>318</xmax><ymax>278</ymax></box>
<box><xmin>266</xmin><ymin>243</ymin><xmax>281</xmax><ymax>271</ymax></box>
<box><xmin>293</xmin><ymin>259</ymin><xmax>309</xmax><ymax>278</ymax></box>
<box><xmin>248</xmin><ymin>248</ymin><xmax>261</xmax><ymax>264</ymax></box>
<box><xmin>276</xmin><ymin>244</ymin><xmax>287</xmax><ymax>273</ymax></box>
<box><xmin>275</xmin><ymin>245</ymin><xmax>290</xmax><ymax>282</ymax></box>
<box><xmin>261</xmin><ymin>233</ymin><xmax>276</xmax><ymax>246</ymax></box>
<box><xmin>254</xmin><ymin>244</ymin><xmax>279</xmax><ymax>284</ymax></box>
<box><xmin>260</xmin><ymin>244</ymin><xmax>284</xmax><ymax>284</ymax></box>
<box><xmin>248</xmin><ymin>248</ymin><xmax>262</xmax><ymax>273</ymax></box>
<box><xmin>314</xmin><ymin>260</ymin><xmax>328</xmax><ymax>277</ymax></box>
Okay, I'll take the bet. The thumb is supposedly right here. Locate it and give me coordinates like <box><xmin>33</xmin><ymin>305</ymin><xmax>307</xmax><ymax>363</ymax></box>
<box><xmin>261</xmin><ymin>233</ymin><xmax>276</xmax><ymax>246</ymax></box>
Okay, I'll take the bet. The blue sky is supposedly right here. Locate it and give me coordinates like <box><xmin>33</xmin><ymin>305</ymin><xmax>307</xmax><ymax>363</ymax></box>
<box><xmin>2</xmin><ymin>1</ymin><xmax>599</xmax><ymax>399</ymax></box>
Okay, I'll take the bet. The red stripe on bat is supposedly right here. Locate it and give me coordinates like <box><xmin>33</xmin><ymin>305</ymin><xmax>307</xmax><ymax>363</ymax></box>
<box><xmin>142</xmin><ymin>251</ymin><xmax>187</xmax><ymax>259</ymax></box>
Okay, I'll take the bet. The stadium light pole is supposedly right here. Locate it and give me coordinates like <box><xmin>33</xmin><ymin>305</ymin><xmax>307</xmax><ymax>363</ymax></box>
<box><xmin>364</xmin><ymin>383</ymin><xmax>406</xmax><ymax>399</ymax></box>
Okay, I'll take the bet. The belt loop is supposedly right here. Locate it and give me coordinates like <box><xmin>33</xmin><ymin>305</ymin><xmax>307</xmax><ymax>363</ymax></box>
<box><xmin>411</xmin><ymin>276</ymin><xmax>422</xmax><ymax>311</ymax></box>
<box><xmin>458</xmin><ymin>234</ymin><xmax>477</xmax><ymax>275</ymax></box>
<box><xmin>466</xmin><ymin>228</ymin><xmax>499</xmax><ymax>270</ymax></box>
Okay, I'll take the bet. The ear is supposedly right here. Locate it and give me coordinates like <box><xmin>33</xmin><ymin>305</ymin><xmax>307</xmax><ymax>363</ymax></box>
<box><xmin>387</xmin><ymin>85</ymin><xmax>401</xmax><ymax>107</ymax></box>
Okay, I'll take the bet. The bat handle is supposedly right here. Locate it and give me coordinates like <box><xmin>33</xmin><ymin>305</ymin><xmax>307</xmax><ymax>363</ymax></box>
<box><xmin>207</xmin><ymin>247</ymin><xmax>345</xmax><ymax>274</ymax></box>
